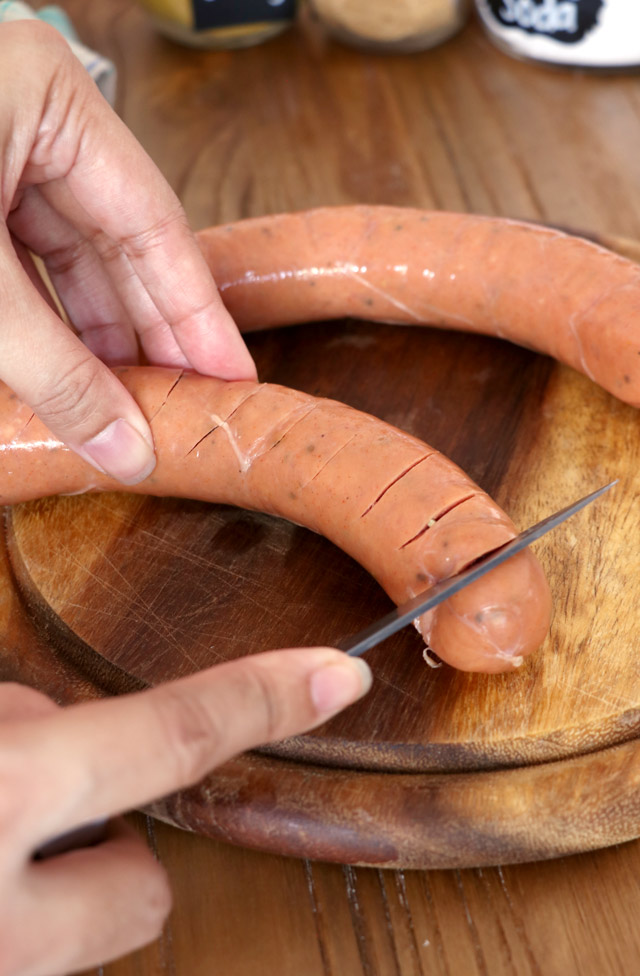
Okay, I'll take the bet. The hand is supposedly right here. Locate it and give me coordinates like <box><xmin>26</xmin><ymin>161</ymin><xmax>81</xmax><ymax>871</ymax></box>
<box><xmin>0</xmin><ymin>20</ymin><xmax>256</xmax><ymax>486</ymax></box>
<box><xmin>0</xmin><ymin>648</ymin><xmax>371</xmax><ymax>975</ymax></box>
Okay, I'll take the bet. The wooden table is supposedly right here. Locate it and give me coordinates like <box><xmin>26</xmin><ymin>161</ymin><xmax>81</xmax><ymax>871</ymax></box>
<box><xmin>11</xmin><ymin>2</ymin><xmax>640</xmax><ymax>973</ymax></box>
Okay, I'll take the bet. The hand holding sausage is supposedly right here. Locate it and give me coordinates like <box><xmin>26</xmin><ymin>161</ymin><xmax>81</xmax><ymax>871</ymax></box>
<box><xmin>0</xmin><ymin>366</ymin><xmax>553</xmax><ymax>673</ymax></box>
<box><xmin>0</xmin><ymin>20</ymin><xmax>255</xmax><ymax>486</ymax></box>
<box><xmin>0</xmin><ymin>649</ymin><xmax>371</xmax><ymax>975</ymax></box>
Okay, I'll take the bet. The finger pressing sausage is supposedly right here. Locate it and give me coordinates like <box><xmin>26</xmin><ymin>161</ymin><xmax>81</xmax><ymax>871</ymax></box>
<box><xmin>0</xmin><ymin>225</ymin><xmax>156</xmax><ymax>484</ymax></box>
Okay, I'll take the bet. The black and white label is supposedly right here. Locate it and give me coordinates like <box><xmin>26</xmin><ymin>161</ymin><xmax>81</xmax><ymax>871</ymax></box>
<box><xmin>483</xmin><ymin>0</ymin><xmax>604</xmax><ymax>43</ymax></box>
<box><xmin>193</xmin><ymin>0</ymin><xmax>296</xmax><ymax>32</ymax></box>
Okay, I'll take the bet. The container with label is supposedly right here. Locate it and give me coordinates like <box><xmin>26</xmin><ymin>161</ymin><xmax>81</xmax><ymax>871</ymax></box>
<box><xmin>309</xmin><ymin>0</ymin><xmax>471</xmax><ymax>53</ymax></box>
<box><xmin>475</xmin><ymin>0</ymin><xmax>640</xmax><ymax>69</ymax></box>
<box><xmin>136</xmin><ymin>0</ymin><xmax>297</xmax><ymax>49</ymax></box>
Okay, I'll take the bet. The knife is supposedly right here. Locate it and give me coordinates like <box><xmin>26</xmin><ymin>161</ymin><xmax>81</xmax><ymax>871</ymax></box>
<box><xmin>36</xmin><ymin>480</ymin><xmax>615</xmax><ymax>859</ymax></box>
<box><xmin>339</xmin><ymin>480</ymin><xmax>617</xmax><ymax>657</ymax></box>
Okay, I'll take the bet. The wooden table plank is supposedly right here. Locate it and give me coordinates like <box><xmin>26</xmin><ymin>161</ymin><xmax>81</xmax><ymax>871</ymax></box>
<box><xmin>89</xmin><ymin>815</ymin><xmax>640</xmax><ymax>976</ymax></box>
<box><xmin>21</xmin><ymin>1</ymin><xmax>640</xmax><ymax>973</ymax></box>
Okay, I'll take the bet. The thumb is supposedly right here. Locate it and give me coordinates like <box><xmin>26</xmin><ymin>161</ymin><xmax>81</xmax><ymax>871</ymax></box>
<box><xmin>18</xmin><ymin>649</ymin><xmax>373</xmax><ymax>841</ymax></box>
<box><xmin>1</xmin><ymin>231</ymin><xmax>155</xmax><ymax>484</ymax></box>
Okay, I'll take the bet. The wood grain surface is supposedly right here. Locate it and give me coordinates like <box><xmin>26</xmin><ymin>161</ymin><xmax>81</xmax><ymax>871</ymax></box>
<box><xmin>5</xmin><ymin>0</ymin><xmax>640</xmax><ymax>973</ymax></box>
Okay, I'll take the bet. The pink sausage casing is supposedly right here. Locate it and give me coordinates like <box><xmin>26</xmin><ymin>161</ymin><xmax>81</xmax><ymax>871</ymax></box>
<box><xmin>0</xmin><ymin>367</ymin><xmax>551</xmax><ymax>673</ymax></box>
<box><xmin>197</xmin><ymin>206</ymin><xmax>640</xmax><ymax>406</ymax></box>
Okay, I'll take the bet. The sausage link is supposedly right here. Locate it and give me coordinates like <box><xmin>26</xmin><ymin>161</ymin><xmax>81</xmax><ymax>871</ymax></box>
<box><xmin>198</xmin><ymin>206</ymin><xmax>640</xmax><ymax>406</ymax></box>
<box><xmin>0</xmin><ymin>366</ymin><xmax>551</xmax><ymax>672</ymax></box>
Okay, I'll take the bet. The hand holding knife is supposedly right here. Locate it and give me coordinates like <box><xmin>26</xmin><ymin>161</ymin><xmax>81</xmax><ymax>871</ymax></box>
<box><xmin>38</xmin><ymin>480</ymin><xmax>617</xmax><ymax>860</ymax></box>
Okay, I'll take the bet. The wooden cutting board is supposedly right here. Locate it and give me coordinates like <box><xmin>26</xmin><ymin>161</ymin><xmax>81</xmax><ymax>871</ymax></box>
<box><xmin>4</xmin><ymin>232</ymin><xmax>640</xmax><ymax>868</ymax></box>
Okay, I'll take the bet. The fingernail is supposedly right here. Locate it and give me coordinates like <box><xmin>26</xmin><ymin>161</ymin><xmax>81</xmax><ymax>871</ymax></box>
<box><xmin>310</xmin><ymin>657</ymin><xmax>373</xmax><ymax>715</ymax></box>
<box><xmin>80</xmin><ymin>418</ymin><xmax>156</xmax><ymax>485</ymax></box>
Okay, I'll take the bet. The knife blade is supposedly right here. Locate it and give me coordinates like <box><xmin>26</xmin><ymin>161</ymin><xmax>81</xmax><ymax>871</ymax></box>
<box><xmin>339</xmin><ymin>480</ymin><xmax>617</xmax><ymax>657</ymax></box>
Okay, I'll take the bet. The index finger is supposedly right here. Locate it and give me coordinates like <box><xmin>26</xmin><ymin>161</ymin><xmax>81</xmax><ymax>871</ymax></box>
<box><xmin>56</xmin><ymin>55</ymin><xmax>256</xmax><ymax>381</ymax></box>
<box><xmin>11</xmin><ymin>648</ymin><xmax>371</xmax><ymax>848</ymax></box>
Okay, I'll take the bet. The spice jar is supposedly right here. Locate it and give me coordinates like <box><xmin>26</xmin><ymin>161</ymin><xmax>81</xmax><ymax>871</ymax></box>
<box><xmin>309</xmin><ymin>0</ymin><xmax>472</xmax><ymax>53</ymax></box>
<box><xmin>475</xmin><ymin>0</ymin><xmax>640</xmax><ymax>69</ymax></box>
<box><xmin>136</xmin><ymin>0</ymin><xmax>298</xmax><ymax>49</ymax></box>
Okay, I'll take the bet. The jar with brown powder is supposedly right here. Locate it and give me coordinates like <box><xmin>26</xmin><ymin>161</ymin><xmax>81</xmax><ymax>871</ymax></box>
<box><xmin>308</xmin><ymin>0</ymin><xmax>471</xmax><ymax>53</ymax></box>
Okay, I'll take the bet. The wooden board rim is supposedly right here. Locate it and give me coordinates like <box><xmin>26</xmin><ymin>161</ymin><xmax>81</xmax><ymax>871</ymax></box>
<box><xmin>146</xmin><ymin>732</ymin><xmax>640</xmax><ymax>869</ymax></box>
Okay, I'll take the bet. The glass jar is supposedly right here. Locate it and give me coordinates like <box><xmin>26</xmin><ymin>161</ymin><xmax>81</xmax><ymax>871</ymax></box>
<box><xmin>475</xmin><ymin>0</ymin><xmax>640</xmax><ymax>69</ymax></box>
<box><xmin>309</xmin><ymin>0</ymin><xmax>471</xmax><ymax>53</ymax></box>
<box><xmin>136</xmin><ymin>0</ymin><xmax>298</xmax><ymax>49</ymax></box>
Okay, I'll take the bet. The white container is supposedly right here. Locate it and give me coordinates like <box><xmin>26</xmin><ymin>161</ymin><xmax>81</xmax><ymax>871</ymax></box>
<box><xmin>475</xmin><ymin>0</ymin><xmax>640</xmax><ymax>68</ymax></box>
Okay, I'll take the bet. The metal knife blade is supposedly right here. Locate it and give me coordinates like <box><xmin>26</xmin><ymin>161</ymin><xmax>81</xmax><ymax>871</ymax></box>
<box><xmin>339</xmin><ymin>480</ymin><xmax>617</xmax><ymax>657</ymax></box>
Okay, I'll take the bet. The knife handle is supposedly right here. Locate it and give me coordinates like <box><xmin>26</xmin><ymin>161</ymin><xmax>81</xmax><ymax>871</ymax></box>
<box><xmin>33</xmin><ymin>818</ymin><xmax>109</xmax><ymax>860</ymax></box>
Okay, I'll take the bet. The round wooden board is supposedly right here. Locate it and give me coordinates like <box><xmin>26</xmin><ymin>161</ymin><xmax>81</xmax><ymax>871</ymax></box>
<box><xmin>6</xmin><ymin>315</ymin><xmax>640</xmax><ymax>866</ymax></box>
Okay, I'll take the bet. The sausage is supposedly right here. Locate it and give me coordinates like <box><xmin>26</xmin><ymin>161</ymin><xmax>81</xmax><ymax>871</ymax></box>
<box><xmin>0</xmin><ymin>366</ymin><xmax>551</xmax><ymax>673</ymax></box>
<box><xmin>197</xmin><ymin>206</ymin><xmax>640</xmax><ymax>406</ymax></box>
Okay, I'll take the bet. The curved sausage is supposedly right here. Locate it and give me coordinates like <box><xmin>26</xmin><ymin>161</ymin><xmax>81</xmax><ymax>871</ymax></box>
<box><xmin>197</xmin><ymin>206</ymin><xmax>640</xmax><ymax>406</ymax></box>
<box><xmin>0</xmin><ymin>366</ymin><xmax>551</xmax><ymax>673</ymax></box>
